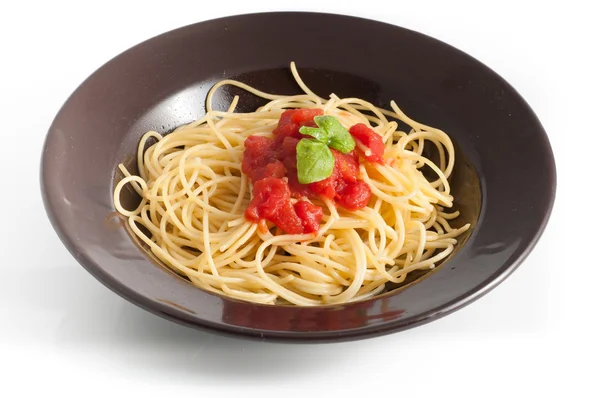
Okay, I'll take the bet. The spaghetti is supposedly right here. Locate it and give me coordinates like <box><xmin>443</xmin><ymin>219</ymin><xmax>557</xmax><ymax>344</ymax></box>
<box><xmin>113</xmin><ymin>62</ymin><xmax>470</xmax><ymax>306</ymax></box>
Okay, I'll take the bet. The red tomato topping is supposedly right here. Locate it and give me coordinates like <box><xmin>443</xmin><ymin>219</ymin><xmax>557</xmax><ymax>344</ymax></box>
<box><xmin>263</xmin><ymin>161</ymin><xmax>286</xmax><ymax>179</ymax></box>
<box><xmin>287</xmin><ymin>171</ymin><xmax>314</xmax><ymax>199</ymax></box>
<box><xmin>308</xmin><ymin>149</ymin><xmax>361</xmax><ymax>205</ymax></box>
<box><xmin>349</xmin><ymin>123</ymin><xmax>385</xmax><ymax>164</ymax></box>
<box><xmin>279</xmin><ymin>136</ymin><xmax>299</xmax><ymax>171</ymax></box>
<box><xmin>273</xmin><ymin>122</ymin><xmax>302</xmax><ymax>143</ymax></box>
<box><xmin>242</xmin><ymin>135</ymin><xmax>278</xmax><ymax>183</ymax></box>
<box><xmin>242</xmin><ymin>109</ymin><xmax>374</xmax><ymax>234</ymax></box>
<box><xmin>276</xmin><ymin>109</ymin><xmax>295</xmax><ymax>128</ymax></box>
<box><xmin>245</xmin><ymin>178</ymin><xmax>304</xmax><ymax>235</ymax></box>
<box><xmin>290</xmin><ymin>108</ymin><xmax>324</xmax><ymax>125</ymax></box>
<box><xmin>333</xmin><ymin>149</ymin><xmax>359</xmax><ymax>183</ymax></box>
<box><xmin>336</xmin><ymin>180</ymin><xmax>372</xmax><ymax>210</ymax></box>
<box><xmin>293</xmin><ymin>201</ymin><xmax>323</xmax><ymax>233</ymax></box>
<box><xmin>273</xmin><ymin>108</ymin><xmax>323</xmax><ymax>143</ymax></box>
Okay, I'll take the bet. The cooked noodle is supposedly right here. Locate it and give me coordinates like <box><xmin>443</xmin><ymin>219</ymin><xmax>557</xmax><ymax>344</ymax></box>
<box><xmin>113</xmin><ymin>62</ymin><xmax>470</xmax><ymax>306</ymax></box>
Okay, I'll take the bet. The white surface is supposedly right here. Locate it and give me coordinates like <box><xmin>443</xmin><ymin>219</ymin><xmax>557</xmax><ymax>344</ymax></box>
<box><xmin>1</xmin><ymin>0</ymin><xmax>597</xmax><ymax>396</ymax></box>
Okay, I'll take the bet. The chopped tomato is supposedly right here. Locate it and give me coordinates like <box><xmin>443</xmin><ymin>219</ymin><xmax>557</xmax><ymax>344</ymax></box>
<box><xmin>308</xmin><ymin>173</ymin><xmax>336</xmax><ymax>199</ymax></box>
<box><xmin>333</xmin><ymin>149</ymin><xmax>359</xmax><ymax>183</ymax></box>
<box><xmin>273</xmin><ymin>122</ymin><xmax>302</xmax><ymax>143</ymax></box>
<box><xmin>294</xmin><ymin>201</ymin><xmax>323</xmax><ymax>234</ymax></box>
<box><xmin>308</xmin><ymin>149</ymin><xmax>360</xmax><ymax>200</ymax></box>
<box><xmin>336</xmin><ymin>180</ymin><xmax>372</xmax><ymax>210</ymax></box>
<box><xmin>290</xmin><ymin>108</ymin><xmax>323</xmax><ymax>125</ymax></box>
<box><xmin>276</xmin><ymin>109</ymin><xmax>295</xmax><ymax>128</ymax></box>
<box><xmin>349</xmin><ymin>123</ymin><xmax>385</xmax><ymax>164</ymax></box>
<box><xmin>273</xmin><ymin>108</ymin><xmax>323</xmax><ymax>143</ymax></box>
<box><xmin>242</xmin><ymin>135</ymin><xmax>278</xmax><ymax>182</ymax></box>
<box><xmin>263</xmin><ymin>161</ymin><xmax>286</xmax><ymax>179</ymax></box>
<box><xmin>279</xmin><ymin>136</ymin><xmax>299</xmax><ymax>171</ymax></box>
<box><xmin>242</xmin><ymin>110</ymin><xmax>375</xmax><ymax>235</ymax></box>
<box><xmin>245</xmin><ymin>178</ymin><xmax>303</xmax><ymax>235</ymax></box>
<box><xmin>287</xmin><ymin>171</ymin><xmax>313</xmax><ymax>199</ymax></box>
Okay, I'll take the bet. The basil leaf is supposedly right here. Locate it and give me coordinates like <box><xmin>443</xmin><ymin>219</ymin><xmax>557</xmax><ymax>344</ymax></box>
<box><xmin>328</xmin><ymin>129</ymin><xmax>356</xmax><ymax>153</ymax></box>
<box><xmin>296</xmin><ymin>139</ymin><xmax>335</xmax><ymax>184</ymax></box>
<box><xmin>314</xmin><ymin>115</ymin><xmax>355</xmax><ymax>154</ymax></box>
<box><xmin>298</xmin><ymin>126</ymin><xmax>329</xmax><ymax>144</ymax></box>
<box><xmin>295</xmin><ymin>115</ymin><xmax>356</xmax><ymax>185</ymax></box>
<box><xmin>314</xmin><ymin>115</ymin><xmax>345</xmax><ymax>133</ymax></box>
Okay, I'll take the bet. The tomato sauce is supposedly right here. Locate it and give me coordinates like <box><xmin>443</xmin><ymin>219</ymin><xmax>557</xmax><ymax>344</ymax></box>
<box><xmin>349</xmin><ymin>123</ymin><xmax>386</xmax><ymax>164</ymax></box>
<box><xmin>242</xmin><ymin>109</ymin><xmax>385</xmax><ymax>234</ymax></box>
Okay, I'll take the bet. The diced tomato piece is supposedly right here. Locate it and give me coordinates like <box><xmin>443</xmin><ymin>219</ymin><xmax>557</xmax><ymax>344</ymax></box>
<box><xmin>273</xmin><ymin>122</ymin><xmax>302</xmax><ymax>143</ymax></box>
<box><xmin>263</xmin><ymin>161</ymin><xmax>286</xmax><ymax>179</ymax></box>
<box><xmin>307</xmin><ymin>149</ymin><xmax>359</xmax><ymax>200</ymax></box>
<box><xmin>242</xmin><ymin>135</ymin><xmax>278</xmax><ymax>182</ymax></box>
<box><xmin>294</xmin><ymin>201</ymin><xmax>323</xmax><ymax>233</ymax></box>
<box><xmin>332</xmin><ymin>149</ymin><xmax>359</xmax><ymax>183</ymax></box>
<box><xmin>273</xmin><ymin>109</ymin><xmax>323</xmax><ymax>140</ymax></box>
<box><xmin>336</xmin><ymin>181</ymin><xmax>372</xmax><ymax>210</ymax></box>
<box><xmin>279</xmin><ymin>137</ymin><xmax>299</xmax><ymax>170</ymax></box>
<box><xmin>287</xmin><ymin>171</ymin><xmax>314</xmax><ymax>199</ymax></box>
<box><xmin>349</xmin><ymin>123</ymin><xmax>385</xmax><ymax>164</ymax></box>
<box><xmin>242</xmin><ymin>136</ymin><xmax>274</xmax><ymax>174</ymax></box>
<box><xmin>290</xmin><ymin>108</ymin><xmax>323</xmax><ymax>125</ymax></box>
<box><xmin>309</xmin><ymin>173</ymin><xmax>337</xmax><ymax>200</ymax></box>
<box><xmin>277</xmin><ymin>109</ymin><xmax>295</xmax><ymax>128</ymax></box>
<box><xmin>245</xmin><ymin>178</ymin><xmax>303</xmax><ymax>234</ymax></box>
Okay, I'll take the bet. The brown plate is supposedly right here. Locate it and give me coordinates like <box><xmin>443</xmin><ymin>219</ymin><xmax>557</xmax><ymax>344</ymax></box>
<box><xmin>40</xmin><ymin>12</ymin><xmax>556</xmax><ymax>342</ymax></box>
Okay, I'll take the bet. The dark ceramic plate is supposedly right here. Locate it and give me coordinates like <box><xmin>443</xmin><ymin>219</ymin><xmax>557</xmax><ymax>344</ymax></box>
<box><xmin>41</xmin><ymin>12</ymin><xmax>556</xmax><ymax>342</ymax></box>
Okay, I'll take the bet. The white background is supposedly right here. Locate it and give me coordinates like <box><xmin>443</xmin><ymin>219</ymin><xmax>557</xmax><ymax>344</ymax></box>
<box><xmin>1</xmin><ymin>0</ymin><xmax>597</xmax><ymax>396</ymax></box>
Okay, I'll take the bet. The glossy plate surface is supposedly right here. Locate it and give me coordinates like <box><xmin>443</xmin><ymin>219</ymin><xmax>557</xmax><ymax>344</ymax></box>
<box><xmin>41</xmin><ymin>12</ymin><xmax>556</xmax><ymax>342</ymax></box>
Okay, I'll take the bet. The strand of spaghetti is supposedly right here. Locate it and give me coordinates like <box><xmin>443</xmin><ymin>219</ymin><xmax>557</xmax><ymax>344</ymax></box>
<box><xmin>137</xmin><ymin>131</ymin><xmax>162</xmax><ymax>182</ymax></box>
<box><xmin>263</xmin><ymin>262</ymin><xmax>338</xmax><ymax>284</ymax></box>
<box><xmin>253</xmin><ymin>235</ymin><xmax>322</xmax><ymax>305</ymax></box>
<box><xmin>206</xmin><ymin>80</ymin><xmax>285</xmax><ymax>113</ymax></box>
<box><xmin>113</xmin><ymin>176</ymin><xmax>148</xmax><ymax>216</ymax></box>
<box><xmin>290</xmin><ymin>61</ymin><xmax>324</xmax><ymax>100</ymax></box>
<box><xmin>390</xmin><ymin>100</ymin><xmax>455</xmax><ymax>178</ymax></box>
<box><xmin>126</xmin><ymin>216</ymin><xmax>246</xmax><ymax>284</ymax></box>
<box><xmin>288</xmin><ymin>278</ymin><xmax>344</xmax><ymax>296</ymax></box>
<box><xmin>353</xmin><ymin>281</ymin><xmax>387</xmax><ymax>301</ymax></box>
<box><xmin>218</xmin><ymin>221</ymin><xmax>253</xmax><ymax>252</ymax></box>
<box><xmin>393</xmin><ymin>245</ymin><xmax>455</xmax><ymax>275</ymax></box>
<box><xmin>323</xmin><ymin>229</ymin><xmax>367</xmax><ymax>304</ymax></box>
<box><xmin>117</xmin><ymin>164</ymin><xmax>144</xmax><ymax>197</ymax></box>
<box><xmin>258</xmin><ymin>95</ymin><xmax>324</xmax><ymax>110</ymax></box>
<box><xmin>333</xmin><ymin>97</ymin><xmax>389</xmax><ymax>125</ymax></box>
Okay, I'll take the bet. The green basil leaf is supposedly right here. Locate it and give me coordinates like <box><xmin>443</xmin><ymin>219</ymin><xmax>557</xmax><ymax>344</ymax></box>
<box><xmin>298</xmin><ymin>126</ymin><xmax>329</xmax><ymax>144</ymax></box>
<box><xmin>314</xmin><ymin>115</ymin><xmax>355</xmax><ymax>154</ymax></box>
<box><xmin>296</xmin><ymin>139</ymin><xmax>335</xmax><ymax>184</ymax></box>
<box><xmin>314</xmin><ymin>115</ymin><xmax>344</xmax><ymax>133</ymax></box>
<box><xmin>328</xmin><ymin>129</ymin><xmax>356</xmax><ymax>153</ymax></box>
